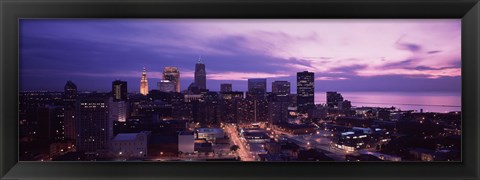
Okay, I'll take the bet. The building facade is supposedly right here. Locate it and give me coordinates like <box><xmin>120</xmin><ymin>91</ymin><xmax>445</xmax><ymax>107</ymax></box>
<box><xmin>220</xmin><ymin>83</ymin><xmax>232</xmax><ymax>92</ymax></box>
<box><xmin>140</xmin><ymin>67</ymin><xmax>149</xmax><ymax>95</ymax></box>
<box><xmin>157</xmin><ymin>80</ymin><xmax>176</xmax><ymax>92</ymax></box>
<box><xmin>110</xmin><ymin>131</ymin><xmax>150</xmax><ymax>158</ymax></box>
<box><xmin>163</xmin><ymin>66</ymin><xmax>181</xmax><ymax>93</ymax></box>
<box><xmin>297</xmin><ymin>71</ymin><xmax>315</xmax><ymax>114</ymax></box>
<box><xmin>194</xmin><ymin>60</ymin><xmax>207</xmax><ymax>90</ymax></box>
<box><xmin>63</xmin><ymin>81</ymin><xmax>77</xmax><ymax>141</ymax></box>
<box><xmin>76</xmin><ymin>93</ymin><xmax>110</xmax><ymax>153</ymax></box>
<box><xmin>272</xmin><ymin>81</ymin><xmax>291</xmax><ymax>96</ymax></box>
<box><xmin>112</xmin><ymin>80</ymin><xmax>128</xmax><ymax>101</ymax></box>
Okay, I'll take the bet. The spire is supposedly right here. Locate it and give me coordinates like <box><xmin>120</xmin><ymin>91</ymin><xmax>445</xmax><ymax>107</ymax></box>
<box><xmin>140</xmin><ymin>66</ymin><xmax>148</xmax><ymax>95</ymax></box>
<box><xmin>198</xmin><ymin>55</ymin><xmax>203</xmax><ymax>64</ymax></box>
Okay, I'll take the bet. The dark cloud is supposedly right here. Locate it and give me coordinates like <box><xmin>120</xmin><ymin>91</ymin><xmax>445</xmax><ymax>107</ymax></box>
<box><xmin>381</xmin><ymin>59</ymin><xmax>414</xmax><ymax>68</ymax></box>
<box><xmin>411</xmin><ymin>66</ymin><xmax>457</xmax><ymax>71</ymax></box>
<box><xmin>427</xmin><ymin>50</ymin><xmax>442</xmax><ymax>54</ymax></box>
<box><xmin>19</xmin><ymin>20</ymin><xmax>461</xmax><ymax>93</ymax></box>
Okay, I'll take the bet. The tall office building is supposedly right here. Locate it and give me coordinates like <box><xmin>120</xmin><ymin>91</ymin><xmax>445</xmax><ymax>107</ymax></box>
<box><xmin>297</xmin><ymin>71</ymin><xmax>315</xmax><ymax>114</ymax></box>
<box><xmin>108</xmin><ymin>97</ymin><xmax>128</xmax><ymax>123</ymax></box>
<box><xmin>272</xmin><ymin>81</ymin><xmax>291</xmax><ymax>96</ymax></box>
<box><xmin>158</xmin><ymin>80</ymin><xmax>176</xmax><ymax>92</ymax></box>
<box><xmin>194</xmin><ymin>59</ymin><xmax>207</xmax><ymax>90</ymax></box>
<box><xmin>112</xmin><ymin>80</ymin><xmax>127</xmax><ymax>101</ymax></box>
<box><xmin>63</xmin><ymin>81</ymin><xmax>77</xmax><ymax>141</ymax></box>
<box><xmin>163</xmin><ymin>67</ymin><xmax>181</xmax><ymax>93</ymax></box>
<box><xmin>220</xmin><ymin>83</ymin><xmax>232</xmax><ymax>93</ymax></box>
<box><xmin>326</xmin><ymin>92</ymin><xmax>344</xmax><ymax>109</ymax></box>
<box><xmin>76</xmin><ymin>93</ymin><xmax>110</xmax><ymax>153</ymax></box>
<box><xmin>140</xmin><ymin>67</ymin><xmax>148</xmax><ymax>96</ymax></box>
<box><xmin>248</xmin><ymin>78</ymin><xmax>267</xmax><ymax>93</ymax></box>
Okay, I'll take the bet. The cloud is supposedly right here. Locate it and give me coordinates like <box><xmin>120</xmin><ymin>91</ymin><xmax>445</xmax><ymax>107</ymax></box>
<box><xmin>207</xmin><ymin>71</ymin><xmax>290</xmax><ymax>81</ymax></box>
<box><xmin>19</xmin><ymin>19</ymin><xmax>461</xmax><ymax>92</ymax></box>
<box><xmin>316</xmin><ymin>77</ymin><xmax>349</xmax><ymax>81</ymax></box>
<box><xmin>427</xmin><ymin>50</ymin><xmax>442</xmax><ymax>54</ymax></box>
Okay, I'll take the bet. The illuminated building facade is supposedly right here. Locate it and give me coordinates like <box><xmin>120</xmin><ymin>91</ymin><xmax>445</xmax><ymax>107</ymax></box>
<box><xmin>272</xmin><ymin>81</ymin><xmax>291</xmax><ymax>96</ymax></box>
<box><xmin>140</xmin><ymin>67</ymin><xmax>149</xmax><ymax>95</ymax></box>
<box><xmin>297</xmin><ymin>71</ymin><xmax>315</xmax><ymax>114</ymax></box>
<box><xmin>158</xmin><ymin>80</ymin><xmax>176</xmax><ymax>92</ymax></box>
<box><xmin>163</xmin><ymin>66</ymin><xmax>181</xmax><ymax>93</ymax></box>
<box><xmin>112</xmin><ymin>80</ymin><xmax>127</xmax><ymax>101</ymax></box>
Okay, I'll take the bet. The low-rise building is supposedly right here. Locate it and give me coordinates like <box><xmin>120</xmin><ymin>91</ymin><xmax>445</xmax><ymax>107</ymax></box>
<box><xmin>178</xmin><ymin>131</ymin><xmax>195</xmax><ymax>154</ymax></box>
<box><xmin>110</xmin><ymin>131</ymin><xmax>150</xmax><ymax>158</ymax></box>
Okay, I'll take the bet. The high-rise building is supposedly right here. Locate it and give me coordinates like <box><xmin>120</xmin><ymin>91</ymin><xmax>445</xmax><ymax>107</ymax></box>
<box><xmin>220</xmin><ymin>83</ymin><xmax>232</xmax><ymax>93</ymax></box>
<box><xmin>108</xmin><ymin>97</ymin><xmax>128</xmax><ymax>123</ymax></box>
<box><xmin>272</xmin><ymin>81</ymin><xmax>291</xmax><ymax>96</ymax></box>
<box><xmin>140</xmin><ymin>67</ymin><xmax>148</xmax><ymax>95</ymax></box>
<box><xmin>268</xmin><ymin>101</ymin><xmax>290</xmax><ymax>125</ymax></box>
<box><xmin>76</xmin><ymin>93</ymin><xmax>110</xmax><ymax>153</ymax></box>
<box><xmin>247</xmin><ymin>79</ymin><xmax>267</xmax><ymax>98</ymax></box>
<box><xmin>326</xmin><ymin>92</ymin><xmax>344</xmax><ymax>109</ymax></box>
<box><xmin>112</xmin><ymin>80</ymin><xmax>128</xmax><ymax>101</ymax></box>
<box><xmin>248</xmin><ymin>78</ymin><xmax>267</xmax><ymax>93</ymax></box>
<box><xmin>34</xmin><ymin>105</ymin><xmax>65</xmax><ymax>142</ymax></box>
<box><xmin>63</xmin><ymin>81</ymin><xmax>77</xmax><ymax>141</ymax></box>
<box><xmin>157</xmin><ymin>80</ymin><xmax>176</xmax><ymax>92</ymax></box>
<box><xmin>163</xmin><ymin>67</ymin><xmax>181</xmax><ymax>93</ymax></box>
<box><xmin>297</xmin><ymin>71</ymin><xmax>315</xmax><ymax>114</ymax></box>
<box><xmin>194</xmin><ymin>59</ymin><xmax>207</xmax><ymax>90</ymax></box>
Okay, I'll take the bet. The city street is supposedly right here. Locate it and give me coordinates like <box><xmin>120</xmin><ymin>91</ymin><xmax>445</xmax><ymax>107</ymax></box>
<box><xmin>224</xmin><ymin>124</ymin><xmax>255</xmax><ymax>161</ymax></box>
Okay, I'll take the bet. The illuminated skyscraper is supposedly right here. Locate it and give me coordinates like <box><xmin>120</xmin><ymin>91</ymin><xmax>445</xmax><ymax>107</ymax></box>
<box><xmin>140</xmin><ymin>67</ymin><xmax>148</xmax><ymax>95</ymax></box>
<box><xmin>110</xmin><ymin>81</ymin><xmax>128</xmax><ymax>123</ymax></box>
<box><xmin>163</xmin><ymin>67</ymin><xmax>181</xmax><ymax>93</ymax></box>
<box><xmin>112</xmin><ymin>80</ymin><xmax>127</xmax><ymax>101</ymax></box>
<box><xmin>158</xmin><ymin>80</ymin><xmax>176</xmax><ymax>92</ymax></box>
<box><xmin>297</xmin><ymin>71</ymin><xmax>315</xmax><ymax>114</ymax></box>
<box><xmin>194</xmin><ymin>59</ymin><xmax>207</xmax><ymax>90</ymax></box>
<box><xmin>272</xmin><ymin>81</ymin><xmax>291</xmax><ymax>96</ymax></box>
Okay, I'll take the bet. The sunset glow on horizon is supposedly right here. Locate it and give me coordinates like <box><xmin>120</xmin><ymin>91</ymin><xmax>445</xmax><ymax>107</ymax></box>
<box><xmin>20</xmin><ymin>19</ymin><xmax>461</xmax><ymax>92</ymax></box>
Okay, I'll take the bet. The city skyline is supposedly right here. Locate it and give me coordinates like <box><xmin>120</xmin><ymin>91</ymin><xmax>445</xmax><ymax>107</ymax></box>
<box><xmin>20</xmin><ymin>19</ymin><xmax>461</xmax><ymax>93</ymax></box>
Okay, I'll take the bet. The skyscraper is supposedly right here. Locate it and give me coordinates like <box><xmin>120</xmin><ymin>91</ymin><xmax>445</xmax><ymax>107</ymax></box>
<box><xmin>158</xmin><ymin>80</ymin><xmax>176</xmax><ymax>92</ymax></box>
<box><xmin>248</xmin><ymin>78</ymin><xmax>267</xmax><ymax>93</ymax></box>
<box><xmin>112</xmin><ymin>80</ymin><xmax>127</xmax><ymax>101</ymax></box>
<box><xmin>220</xmin><ymin>83</ymin><xmax>232</xmax><ymax>93</ymax></box>
<box><xmin>163</xmin><ymin>67</ymin><xmax>181</xmax><ymax>93</ymax></box>
<box><xmin>76</xmin><ymin>93</ymin><xmax>110</xmax><ymax>153</ymax></box>
<box><xmin>63</xmin><ymin>81</ymin><xmax>77</xmax><ymax>141</ymax></box>
<box><xmin>140</xmin><ymin>67</ymin><xmax>148</xmax><ymax>96</ymax></box>
<box><xmin>272</xmin><ymin>81</ymin><xmax>291</xmax><ymax>96</ymax></box>
<box><xmin>194</xmin><ymin>59</ymin><xmax>207</xmax><ymax>90</ymax></box>
<box><xmin>297</xmin><ymin>71</ymin><xmax>315</xmax><ymax>114</ymax></box>
<box><xmin>108</xmin><ymin>97</ymin><xmax>128</xmax><ymax>123</ymax></box>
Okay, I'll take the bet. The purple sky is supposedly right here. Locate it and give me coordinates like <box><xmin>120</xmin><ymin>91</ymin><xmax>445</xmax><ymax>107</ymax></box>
<box><xmin>19</xmin><ymin>19</ymin><xmax>461</xmax><ymax>93</ymax></box>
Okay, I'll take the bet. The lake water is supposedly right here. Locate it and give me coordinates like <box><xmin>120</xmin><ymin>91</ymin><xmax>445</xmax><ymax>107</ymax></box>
<box><xmin>314</xmin><ymin>91</ymin><xmax>461</xmax><ymax>113</ymax></box>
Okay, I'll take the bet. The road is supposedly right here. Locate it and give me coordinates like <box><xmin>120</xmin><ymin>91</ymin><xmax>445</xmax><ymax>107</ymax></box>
<box><xmin>272</xmin><ymin>128</ymin><xmax>347</xmax><ymax>161</ymax></box>
<box><xmin>224</xmin><ymin>124</ymin><xmax>255</xmax><ymax>161</ymax></box>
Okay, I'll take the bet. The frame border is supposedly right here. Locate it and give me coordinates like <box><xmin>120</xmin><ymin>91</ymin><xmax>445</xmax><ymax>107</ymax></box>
<box><xmin>1</xmin><ymin>0</ymin><xmax>479</xmax><ymax>180</ymax></box>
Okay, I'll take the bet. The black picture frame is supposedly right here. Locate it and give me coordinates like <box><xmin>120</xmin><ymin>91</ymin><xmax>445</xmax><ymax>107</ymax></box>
<box><xmin>1</xmin><ymin>0</ymin><xmax>479</xmax><ymax>179</ymax></box>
